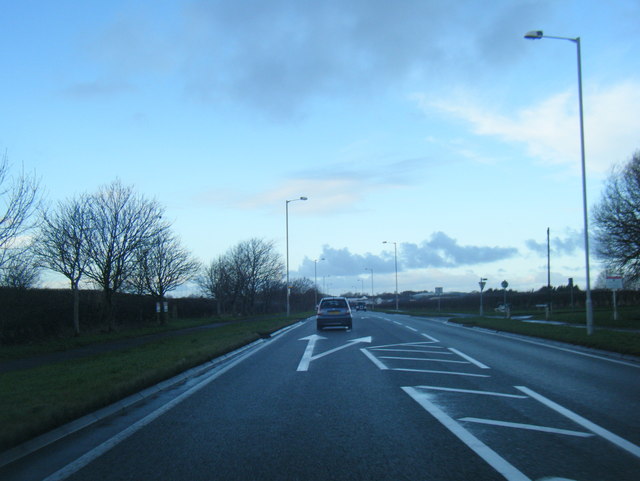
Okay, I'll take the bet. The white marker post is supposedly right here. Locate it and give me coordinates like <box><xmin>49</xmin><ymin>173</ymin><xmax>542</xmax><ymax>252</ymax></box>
<box><xmin>605</xmin><ymin>274</ymin><xmax>623</xmax><ymax>321</ymax></box>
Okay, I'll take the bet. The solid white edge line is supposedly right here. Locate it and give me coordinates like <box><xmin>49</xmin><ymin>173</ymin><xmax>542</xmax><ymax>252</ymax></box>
<box><xmin>448</xmin><ymin>347</ymin><xmax>491</xmax><ymax>369</ymax></box>
<box><xmin>402</xmin><ymin>387</ymin><xmax>531</xmax><ymax>481</ymax></box>
<box><xmin>444</xmin><ymin>321</ymin><xmax>640</xmax><ymax>369</ymax></box>
<box><xmin>42</xmin><ymin>341</ymin><xmax>273</xmax><ymax>481</ymax></box>
<box><xmin>459</xmin><ymin>417</ymin><xmax>594</xmax><ymax>438</ymax></box>
<box><xmin>516</xmin><ymin>386</ymin><xmax>640</xmax><ymax>459</ymax></box>
<box><xmin>360</xmin><ymin>348</ymin><xmax>388</xmax><ymax>370</ymax></box>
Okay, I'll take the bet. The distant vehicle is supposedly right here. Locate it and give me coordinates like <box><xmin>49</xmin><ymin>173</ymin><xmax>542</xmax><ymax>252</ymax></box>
<box><xmin>355</xmin><ymin>302</ymin><xmax>366</xmax><ymax>311</ymax></box>
<box><xmin>316</xmin><ymin>297</ymin><xmax>353</xmax><ymax>330</ymax></box>
<box><xmin>495</xmin><ymin>304</ymin><xmax>511</xmax><ymax>313</ymax></box>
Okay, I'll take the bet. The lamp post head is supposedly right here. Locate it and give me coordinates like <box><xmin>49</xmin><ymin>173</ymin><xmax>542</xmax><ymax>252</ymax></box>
<box><xmin>300</xmin><ymin>196</ymin><xmax>308</xmax><ymax>201</ymax></box>
<box><xmin>524</xmin><ymin>30</ymin><xmax>543</xmax><ymax>39</ymax></box>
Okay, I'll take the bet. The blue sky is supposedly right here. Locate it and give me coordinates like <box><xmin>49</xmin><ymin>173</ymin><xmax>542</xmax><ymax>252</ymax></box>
<box><xmin>2</xmin><ymin>0</ymin><xmax>639</xmax><ymax>296</ymax></box>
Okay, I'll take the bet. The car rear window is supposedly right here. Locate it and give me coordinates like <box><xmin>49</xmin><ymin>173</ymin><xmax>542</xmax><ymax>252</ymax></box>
<box><xmin>321</xmin><ymin>299</ymin><xmax>348</xmax><ymax>309</ymax></box>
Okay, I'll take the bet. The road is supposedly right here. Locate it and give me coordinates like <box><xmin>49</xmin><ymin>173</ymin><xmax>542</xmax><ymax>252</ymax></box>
<box><xmin>3</xmin><ymin>311</ymin><xmax>639</xmax><ymax>480</ymax></box>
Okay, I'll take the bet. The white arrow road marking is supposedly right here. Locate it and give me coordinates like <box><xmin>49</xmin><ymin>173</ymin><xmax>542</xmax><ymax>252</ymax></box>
<box><xmin>297</xmin><ymin>336</ymin><xmax>372</xmax><ymax>371</ymax></box>
<box><xmin>296</xmin><ymin>335</ymin><xmax>326</xmax><ymax>371</ymax></box>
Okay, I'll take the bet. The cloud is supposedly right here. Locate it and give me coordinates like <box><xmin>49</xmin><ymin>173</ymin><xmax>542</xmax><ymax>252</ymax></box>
<box><xmin>525</xmin><ymin>228</ymin><xmax>584</xmax><ymax>256</ymax></box>
<box><xmin>297</xmin><ymin>245</ymin><xmax>394</xmax><ymax>277</ymax></box>
<box><xmin>80</xmin><ymin>0</ymin><xmax>555</xmax><ymax>117</ymax></box>
<box><xmin>423</xmin><ymin>81</ymin><xmax>640</xmax><ymax>175</ymax></box>
<box><xmin>295</xmin><ymin>232</ymin><xmax>518</xmax><ymax>278</ymax></box>
<box><xmin>196</xmin><ymin>155</ymin><xmax>430</xmax><ymax>213</ymax></box>
<box><xmin>402</xmin><ymin>232</ymin><xmax>518</xmax><ymax>268</ymax></box>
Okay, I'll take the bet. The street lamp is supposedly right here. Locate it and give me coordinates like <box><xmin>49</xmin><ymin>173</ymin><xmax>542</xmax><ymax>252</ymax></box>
<box><xmin>286</xmin><ymin>196</ymin><xmax>308</xmax><ymax>316</ymax></box>
<box><xmin>313</xmin><ymin>257</ymin><xmax>325</xmax><ymax>307</ymax></box>
<box><xmin>524</xmin><ymin>30</ymin><xmax>594</xmax><ymax>335</ymax></box>
<box><xmin>383</xmin><ymin>241</ymin><xmax>399</xmax><ymax>311</ymax></box>
<box><xmin>364</xmin><ymin>267</ymin><xmax>374</xmax><ymax>299</ymax></box>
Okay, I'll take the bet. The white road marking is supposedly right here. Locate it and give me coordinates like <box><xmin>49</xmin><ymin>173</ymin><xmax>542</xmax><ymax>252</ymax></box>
<box><xmin>402</xmin><ymin>387</ymin><xmax>531</xmax><ymax>481</ymax></box>
<box><xmin>369</xmin><ymin>347</ymin><xmax>448</xmax><ymax>352</ymax></box>
<box><xmin>413</xmin><ymin>385</ymin><xmax>527</xmax><ymax>399</ymax></box>
<box><xmin>516</xmin><ymin>386</ymin><xmax>640</xmax><ymax>459</ymax></box>
<box><xmin>405</xmin><ymin>325</ymin><xmax>418</xmax><ymax>332</ymax></box>
<box><xmin>297</xmin><ymin>336</ymin><xmax>372</xmax><ymax>371</ymax></box>
<box><xmin>421</xmin><ymin>333</ymin><xmax>440</xmax><ymax>342</ymax></box>
<box><xmin>393</xmin><ymin>368</ymin><xmax>490</xmax><ymax>378</ymax></box>
<box><xmin>379</xmin><ymin>356</ymin><xmax>470</xmax><ymax>364</ymax></box>
<box><xmin>310</xmin><ymin>337</ymin><xmax>372</xmax><ymax>361</ymax></box>
<box><xmin>296</xmin><ymin>334</ymin><xmax>325</xmax><ymax>371</ymax></box>
<box><xmin>361</xmin><ymin>348</ymin><xmax>388</xmax><ymax>370</ymax></box>
<box><xmin>459</xmin><ymin>417</ymin><xmax>594</xmax><ymax>438</ymax></box>
<box><xmin>453</xmin><ymin>324</ymin><xmax>640</xmax><ymax>369</ymax></box>
<box><xmin>448</xmin><ymin>347</ymin><xmax>490</xmax><ymax>369</ymax></box>
<box><xmin>369</xmin><ymin>341</ymin><xmax>442</xmax><ymax>349</ymax></box>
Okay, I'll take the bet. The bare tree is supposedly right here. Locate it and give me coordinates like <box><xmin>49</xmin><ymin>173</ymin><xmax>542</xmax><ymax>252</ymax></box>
<box><xmin>0</xmin><ymin>150</ymin><xmax>40</xmax><ymax>267</ymax></box>
<box><xmin>197</xmin><ymin>255</ymin><xmax>232</xmax><ymax>316</ymax></box>
<box><xmin>198</xmin><ymin>239</ymin><xmax>284</xmax><ymax>316</ymax></box>
<box><xmin>228</xmin><ymin>238</ymin><xmax>284</xmax><ymax>315</ymax></box>
<box><xmin>127</xmin><ymin>230</ymin><xmax>200</xmax><ymax>322</ymax></box>
<box><xmin>593</xmin><ymin>151</ymin><xmax>640</xmax><ymax>282</ymax></box>
<box><xmin>84</xmin><ymin>180</ymin><xmax>166</xmax><ymax>330</ymax></box>
<box><xmin>33</xmin><ymin>196</ymin><xmax>92</xmax><ymax>335</ymax></box>
<box><xmin>0</xmin><ymin>245</ymin><xmax>40</xmax><ymax>288</ymax></box>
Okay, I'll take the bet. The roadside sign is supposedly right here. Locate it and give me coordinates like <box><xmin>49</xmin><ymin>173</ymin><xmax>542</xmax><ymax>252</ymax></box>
<box><xmin>605</xmin><ymin>275</ymin><xmax>623</xmax><ymax>290</ymax></box>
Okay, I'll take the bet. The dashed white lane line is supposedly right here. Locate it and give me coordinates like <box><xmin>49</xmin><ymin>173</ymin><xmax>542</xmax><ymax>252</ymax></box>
<box><xmin>448</xmin><ymin>347</ymin><xmax>491</xmax><ymax>369</ymax></box>
<box><xmin>459</xmin><ymin>417</ymin><xmax>594</xmax><ymax>438</ymax></box>
<box><xmin>516</xmin><ymin>386</ymin><xmax>640</xmax><ymax>459</ymax></box>
<box><xmin>402</xmin><ymin>386</ymin><xmax>531</xmax><ymax>481</ymax></box>
<box><xmin>405</xmin><ymin>325</ymin><xmax>418</xmax><ymax>332</ymax></box>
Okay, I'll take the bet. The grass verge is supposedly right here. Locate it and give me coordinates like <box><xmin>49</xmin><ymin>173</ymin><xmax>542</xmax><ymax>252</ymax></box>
<box><xmin>0</xmin><ymin>317</ymin><xmax>299</xmax><ymax>452</ymax></box>
<box><xmin>445</xmin><ymin>316</ymin><xmax>640</xmax><ymax>356</ymax></box>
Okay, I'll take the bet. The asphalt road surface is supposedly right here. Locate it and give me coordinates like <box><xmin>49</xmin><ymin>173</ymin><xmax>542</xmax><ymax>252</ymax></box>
<box><xmin>3</xmin><ymin>312</ymin><xmax>639</xmax><ymax>480</ymax></box>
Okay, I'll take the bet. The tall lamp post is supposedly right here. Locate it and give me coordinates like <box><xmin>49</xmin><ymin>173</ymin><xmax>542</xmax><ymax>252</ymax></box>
<box><xmin>524</xmin><ymin>30</ymin><xmax>593</xmax><ymax>334</ymax></box>
<box><xmin>286</xmin><ymin>196</ymin><xmax>307</xmax><ymax>316</ymax></box>
<box><xmin>365</xmin><ymin>267</ymin><xmax>374</xmax><ymax>298</ymax></box>
<box><xmin>313</xmin><ymin>257</ymin><xmax>324</xmax><ymax>307</ymax></box>
<box><xmin>383</xmin><ymin>241</ymin><xmax>399</xmax><ymax>311</ymax></box>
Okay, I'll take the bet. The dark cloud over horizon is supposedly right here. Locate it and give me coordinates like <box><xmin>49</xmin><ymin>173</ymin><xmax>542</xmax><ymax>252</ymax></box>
<box><xmin>296</xmin><ymin>231</ymin><xmax>518</xmax><ymax>278</ymax></box>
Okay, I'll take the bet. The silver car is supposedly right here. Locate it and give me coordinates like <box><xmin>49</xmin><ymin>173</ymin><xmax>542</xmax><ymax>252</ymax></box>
<box><xmin>316</xmin><ymin>297</ymin><xmax>353</xmax><ymax>330</ymax></box>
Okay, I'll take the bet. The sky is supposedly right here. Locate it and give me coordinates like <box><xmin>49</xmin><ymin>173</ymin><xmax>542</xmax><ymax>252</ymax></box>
<box><xmin>1</xmin><ymin>0</ymin><xmax>639</xmax><ymax>297</ymax></box>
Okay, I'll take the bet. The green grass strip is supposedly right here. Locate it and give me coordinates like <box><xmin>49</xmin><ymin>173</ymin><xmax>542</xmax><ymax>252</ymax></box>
<box><xmin>0</xmin><ymin>317</ymin><xmax>297</xmax><ymax>452</ymax></box>
<box><xmin>446</xmin><ymin>316</ymin><xmax>640</xmax><ymax>356</ymax></box>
